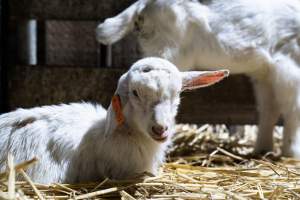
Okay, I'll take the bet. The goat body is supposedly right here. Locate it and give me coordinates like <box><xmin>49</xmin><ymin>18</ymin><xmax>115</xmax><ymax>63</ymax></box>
<box><xmin>96</xmin><ymin>0</ymin><xmax>300</xmax><ymax>157</ymax></box>
<box><xmin>0</xmin><ymin>103</ymin><xmax>170</xmax><ymax>184</ymax></box>
<box><xmin>0</xmin><ymin>58</ymin><xmax>228</xmax><ymax>183</ymax></box>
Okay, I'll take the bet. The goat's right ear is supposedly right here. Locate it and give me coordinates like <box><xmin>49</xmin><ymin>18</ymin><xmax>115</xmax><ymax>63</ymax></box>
<box><xmin>105</xmin><ymin>72</ymin><xmax>129</xmax><ymax>135</ymax></box>
<box><xmin>114</xmin><ymin>72</ymin><xmax>131</xmax><ymax>109</ymax></box>
<box><xmin>181</xmin><ymin>70</ymin><xmax>229</xmax><ymax>91</ymax></box>
<box><xmin>96</xmin><ymin>1</ymin><xmax>143</xmax><ymax>45</ymax></box>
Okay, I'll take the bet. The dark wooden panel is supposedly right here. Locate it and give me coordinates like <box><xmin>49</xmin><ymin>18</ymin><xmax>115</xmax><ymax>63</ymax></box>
<box><xmin>9</xmin><ymin>0</ymin><xmax>135</xmax><ymax>21</ymax></box>
<box><xmin>37</xmin><ymin>20</ymin><xmax>46</xmax><ymax>65</ymax></box>
<box><xmin>0</xmin><ymin>0</ymin><xmax>3</xmax><ymax>111</ymax></box>
<box><xmin>46</xmin><ymin>21</ymin><xmax>141</xmax><ymax>68</ymax></box>
<box><xmin>7</xmin><ymin>65</ymin><xmax>124</xmax><ymax>109</ymax></box>
<box><xmin>0</xmin><ymin>0</ymin><xmax>9</xmax><ymax>113</ymax></box>
<box><xmin>7</xmin><ymin>65</ymin><xmax>257</xmax><ymax>124</ymax></box>
<box><xmin>46</xmin><ymin>21</ymin><xmax>99</xmax><ymax>67</ymax></box>
<box><xmin>178</xmin><ymin>75</ymin><xmax>257</xmax><ymax>124</ymax></box>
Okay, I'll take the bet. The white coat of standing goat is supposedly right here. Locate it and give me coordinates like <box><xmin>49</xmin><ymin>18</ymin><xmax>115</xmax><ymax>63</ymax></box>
<box><xmin>96</xmin><ymin>0</ymin><xmax>300</xmax><ymax>158</ymax></box>
<box><xmin>0</xmin><ymin>57</ymin><xmax>228</xmax><ymax>183</ymax></box>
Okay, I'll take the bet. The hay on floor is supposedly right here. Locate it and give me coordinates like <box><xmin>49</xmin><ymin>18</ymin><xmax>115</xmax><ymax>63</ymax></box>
<box><xmin>0</xmin><ymin>124</ymin><xmax>299</xmax><ymax>200</ymax></box>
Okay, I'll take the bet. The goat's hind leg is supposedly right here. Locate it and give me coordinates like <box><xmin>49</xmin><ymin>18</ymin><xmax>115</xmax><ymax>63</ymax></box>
<box><xmin>271</xmin><ymin>54</ymin><xmax>300</xmax><ymax>158</ymax></box>
<box><xmin>282</xmin><ymin>112</ymin><xmax>300</xmax><ymax>158</ymax></box>
<box><xmin>280</xmin><ymin>88</ymin><xmax>300</xmax><ymax>158</ymax></box>
<box><xmin>251</xmin><ymin>77</ymin><xmax>280</xmax><ymax>155</ymax></box>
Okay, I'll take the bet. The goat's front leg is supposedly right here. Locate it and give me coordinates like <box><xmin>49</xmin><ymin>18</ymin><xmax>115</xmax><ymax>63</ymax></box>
<box><xmin>251</xmin><ymin>78</ymin><xmax>280</xmax><ymax>155</ymax></box>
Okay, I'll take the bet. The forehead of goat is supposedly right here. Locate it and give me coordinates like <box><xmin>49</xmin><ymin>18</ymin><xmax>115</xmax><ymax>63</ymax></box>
<box><xmin>115</xmin><ymin>57</ymin><xmax>229</xmax><ymax>99</ymax></box>
<box><xmin>127</xmin><ymin>58</ymin><xmax>182</xmax><ymax>99</ymax></box>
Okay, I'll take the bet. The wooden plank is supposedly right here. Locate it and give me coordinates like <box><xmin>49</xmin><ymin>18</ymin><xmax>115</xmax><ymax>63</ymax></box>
<box><xmin>7</xmin><ymin>65</ymin><xmax>257</xmax><ymax>124</ymax></box>
<box><xmin>8</xmin><ymin>65</ymin><xmax>124</xmax><ymax>109</ymax></box>
<box><xmin>46</xmin><ymin>21</ymin><xmax>141</xmax><ymax>68</ymax></box>
<box><xmin>9</xmin><ymin>0</ymin><xmax>135</xmax><ymax>21</ymax></box>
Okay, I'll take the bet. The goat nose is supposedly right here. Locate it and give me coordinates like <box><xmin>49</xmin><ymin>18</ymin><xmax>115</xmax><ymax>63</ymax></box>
<box><xmin>152</xmin><ymin>125</ymin><xmax>168</xmax><ymax>136</ymax></box>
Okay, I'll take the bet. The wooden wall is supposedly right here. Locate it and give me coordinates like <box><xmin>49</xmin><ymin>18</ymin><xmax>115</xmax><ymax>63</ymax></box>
<box><xmin>8</xmin><ymin>65</ymin><xmax>256</xmax><ymax>124</ymax></box>
<box><xmin>5</xmin><ymin>0</ymin><xmax>258</xmax><ymax>124</ymax></box>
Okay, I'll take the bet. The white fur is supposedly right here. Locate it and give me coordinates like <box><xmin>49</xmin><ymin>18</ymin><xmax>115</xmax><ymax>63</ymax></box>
<box><xmin>96</xmin><ymin>0</ymin><xmax>300</xmax><ymax>158</ymax></box>
<box><xmin>0</xmin><ymin>57</ymin><xmax>227</xmax><ymax>183</ymax></box>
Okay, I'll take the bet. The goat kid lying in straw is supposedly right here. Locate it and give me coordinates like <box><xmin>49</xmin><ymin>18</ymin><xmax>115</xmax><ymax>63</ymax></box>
<box><xmin>96</xmin><ymin>0</ymin><xmax>300</xmax><ymax>158</ymax></box>
<box><xmin>0</xmin><ymin>57</ymin><xmax>228</xmax><ymax>184</ymax></box>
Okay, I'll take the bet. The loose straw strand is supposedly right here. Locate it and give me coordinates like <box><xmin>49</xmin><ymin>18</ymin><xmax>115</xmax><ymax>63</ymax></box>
<box><xmin>20</xmin><ymin>169</ymin><xmax>45</xmax><ymax>200</ymax></box>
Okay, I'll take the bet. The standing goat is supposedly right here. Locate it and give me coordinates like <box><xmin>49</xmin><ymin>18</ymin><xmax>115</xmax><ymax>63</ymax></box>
<box><xmin>96</xmin><ymin>0</ymin><xmax>300</xmax><ymax>158</ymax></box>
<box><xmin>0</xmin><ymin>57</ymin><xmax>228</xmax><ymax>183</ymax></box>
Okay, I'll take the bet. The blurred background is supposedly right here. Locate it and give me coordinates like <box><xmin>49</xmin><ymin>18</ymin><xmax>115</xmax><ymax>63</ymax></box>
<box><xmin>0</xmin><ymin>0</ymin><xmax>256</xmax><ymax>125</ymax></box>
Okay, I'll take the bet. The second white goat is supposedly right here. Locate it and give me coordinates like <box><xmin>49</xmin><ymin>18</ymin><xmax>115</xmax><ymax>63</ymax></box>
<box><xmin>96</xmin><ymin>0</ymin><xmax>300</xmax><ymax>158</ymax></box>
<box><xmin>0</xmin><ymin>57</ymin><xmax>228</xmax><ymax>183</ymax></box>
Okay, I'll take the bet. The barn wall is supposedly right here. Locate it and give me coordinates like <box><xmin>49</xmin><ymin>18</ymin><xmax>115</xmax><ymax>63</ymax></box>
<box><xmin>8</xmin><ymin>65</ymin><xmax>257</xmax><ymax>124</ymax></box>
<box><xmin>5</xmin><ymin>0</ymin><xmax>258</xmax><ymax>124</ymax></box>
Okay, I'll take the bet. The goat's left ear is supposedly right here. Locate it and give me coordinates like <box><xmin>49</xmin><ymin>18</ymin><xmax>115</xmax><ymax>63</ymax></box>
<box><xmin>181</xmin><ymin>70</ymin><xmax>229</xmax><ymax>91</ymax></box>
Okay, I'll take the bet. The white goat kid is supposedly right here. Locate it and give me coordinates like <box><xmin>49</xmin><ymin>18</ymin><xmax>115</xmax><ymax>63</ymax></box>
<box><xmin>96</xmin><ymin>0</ymin><xmax>300</xmax><ymax>158</ymax></box>
<box><xmin>0</xmin><ymin>57</ymin><xmax>228</xmax><ymax>184</ymax></box>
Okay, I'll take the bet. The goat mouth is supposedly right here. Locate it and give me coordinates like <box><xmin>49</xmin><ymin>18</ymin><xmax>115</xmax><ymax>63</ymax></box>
<box><xmin>149</xmin><ymin>133</ymin><xmax>168</xmax><ymax>142</ymax></box>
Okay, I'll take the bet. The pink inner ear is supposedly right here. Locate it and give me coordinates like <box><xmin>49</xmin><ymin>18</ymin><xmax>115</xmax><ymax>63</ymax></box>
<box><xmin>191</xmin><ymin>71</ymin><xmax>226</xmax><ymax>86</ymax></box>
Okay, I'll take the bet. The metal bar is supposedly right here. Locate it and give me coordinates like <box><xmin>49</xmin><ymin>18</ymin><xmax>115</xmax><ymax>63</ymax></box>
<box><xmin>96</xmin><ymin>43</ymin><xmax>101</xmax><ymax>68</ymax></box>
<box><xmin>100</xmin><ymin>44</ymin><xmax>107</xmax><ymax>68</ymax></box>
<box><xmin>106</xmin><ymin>45</ymin><xmax>112</xmax><ymax>68</ymax></box>
<box><xmin>17</xmin><ymin>20</ymin><xmax>37</xmax><ymax>65</ymax></box>
<box><xmin>98</xmin><ymin>45</ymin><xmax>112</xmax><ymax>68</ymax></box>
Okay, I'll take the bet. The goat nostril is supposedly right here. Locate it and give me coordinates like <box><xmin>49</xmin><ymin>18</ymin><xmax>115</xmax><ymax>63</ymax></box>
<box><xmin>152</xmin><ymin>125</ymin><xmax>168</xmax><ymax>136</ymax></box>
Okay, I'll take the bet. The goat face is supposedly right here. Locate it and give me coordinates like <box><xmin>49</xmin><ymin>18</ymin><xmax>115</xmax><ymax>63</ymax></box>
<box><xmin>114</xmin><ymin>58</ymin><xmax>229</xmax><ymax>143</ymax></box>
<box><xmin>125</xmin><ymin>58</ymin><xmax>182</xmax><ymax>142</ymax></box>
<box><xmin>96</xmin><ymin>0</ymin><xmax>201</xmax><ymax>64</ymax></box>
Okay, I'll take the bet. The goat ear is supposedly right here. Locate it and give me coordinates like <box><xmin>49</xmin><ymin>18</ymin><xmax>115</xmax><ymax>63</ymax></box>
<box><xmin>115</xmin><ymin>72</ymin><xmax>129</xmax><ymax>101</ymax></box>
<box><xmin>96</xmin><ymin>1</ymin><xmax>143</xmax><ymax>45</ymax></box>
<box><xmin>181</xmin><ymin>70</ymin><xmax>229</xmax><ymax>91</ymax></box>
<box><xmin>105</xmin><ymin>73</ymin><xmax>129</xmax><ymax>134</ymax></box>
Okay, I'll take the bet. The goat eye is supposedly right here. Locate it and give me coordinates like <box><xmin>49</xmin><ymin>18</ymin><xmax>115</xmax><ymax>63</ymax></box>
<box><xmin>143</xmin><ymin>67</ymin><xmax>152</xmax><ymax>73</ymax></box>
<box><xmin>133</xmin><ymin>90</ymin><xmax>139</xmax><ymax>98</ymax></box>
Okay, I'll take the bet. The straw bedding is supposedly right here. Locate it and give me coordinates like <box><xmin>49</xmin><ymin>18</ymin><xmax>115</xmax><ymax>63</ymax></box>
<box><xmin>1</xmin><ymin>124</ymin><xmax>300</xmax><ymax>200</ymax></box>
